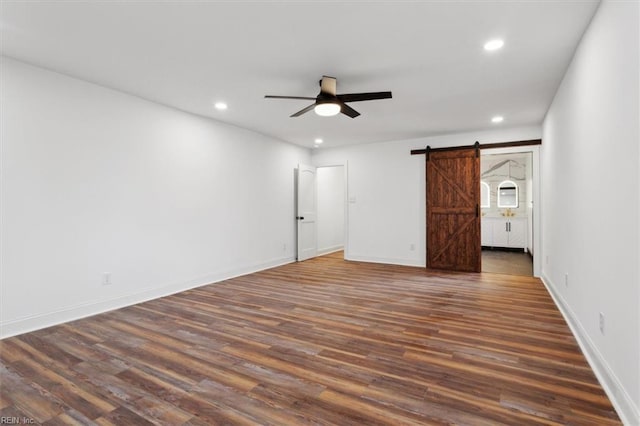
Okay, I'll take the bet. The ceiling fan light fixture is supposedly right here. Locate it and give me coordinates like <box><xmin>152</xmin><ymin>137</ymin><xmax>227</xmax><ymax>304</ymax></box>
<box><xmin>314</xmin><ymin>102</ymin><xmax>341</xmax><ymax>117</ymax></box>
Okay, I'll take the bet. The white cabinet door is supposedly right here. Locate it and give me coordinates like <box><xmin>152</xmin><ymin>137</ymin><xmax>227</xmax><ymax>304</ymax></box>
<box><xmin>508</xmin><ymin>217</ymin><xmax>527</xmax><ymax>249</ymax></box>
<box><xmin>492</xmin><ymin>219</ymin><xmax>510</xmax><ymax>247</ymax></box>
<box><xmin>486</xmin><ymin>217</ymin><xmax>528</xmax><ymax>249</ymax></box>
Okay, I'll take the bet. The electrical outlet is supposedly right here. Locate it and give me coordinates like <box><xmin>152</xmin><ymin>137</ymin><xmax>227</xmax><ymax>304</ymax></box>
<box><xmin>599</xmin><ymin>312</ymin><xmax>605</xmax><ymax>334</ymax></box>
<box><xmin>102</xmin><ymin>272</ymin><xmax>112</xmax><ymax>286</ymax></box>
<box><xmin>564</xmin><ymin>273</ymin><xmax>569</xmax><ymax>287</ymax></box>
<box><xmin>409</xmin><ymin>243</ymin><xmax>415</xmax><ymax>251</ymax></box>
<box><xmin>546</xmin><ymin>255</ymin><xmax>549</xmax><ymax>265</ymax></box>
<box><xmin>283</xmin><ymin>243</ymin><xmax>287</xmax><ymax>252</ymax></box>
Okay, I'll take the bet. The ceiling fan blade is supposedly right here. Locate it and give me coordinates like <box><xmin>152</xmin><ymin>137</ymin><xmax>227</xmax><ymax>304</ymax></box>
<box><xmin>337</xmin><ymin>91</ymin><xmax>392</xmax><ymax>103</ymax></box>
<box><xmin>320</xmin><ymin>76</ymin><xmax>337</xmax><ymax>96</ymax></box>
<box><xmin>265</xmin><ymin>95</ymin><xmax>316</xmax><ymax>100</ymax></box>
<box><xmin>290</xmin><ymin>103</ymin><xmax>317</xmax><ymax>117</ymax></box>
<box><xmin>339</xmin><ymin>102</ymin><xmax>360</xmax><ymax>118</ymax></box>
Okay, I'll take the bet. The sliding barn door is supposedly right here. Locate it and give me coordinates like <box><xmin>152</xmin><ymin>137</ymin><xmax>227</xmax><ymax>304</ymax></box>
<box><xmin>426</xmin><ymin>148</ymin><xmax>481</xmax><ymax>272</ymax></box>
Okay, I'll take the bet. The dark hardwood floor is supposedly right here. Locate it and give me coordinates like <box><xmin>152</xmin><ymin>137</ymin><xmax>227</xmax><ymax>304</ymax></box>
<box><xmin>482</xmin><ymin>249</ymin><xmax>533</xmax><ymax>276</ymax></box>
<box><xmin>0</xmin><ymin>252</ymin><xmax>620</xmax><ymax>425</ymax></box>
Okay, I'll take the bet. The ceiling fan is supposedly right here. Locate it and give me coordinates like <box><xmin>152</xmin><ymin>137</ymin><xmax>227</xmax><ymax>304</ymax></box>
<box><xmin>265</xmin><ymin>75</ymin><xmax>392</xmax><ymax>118</ymax></box>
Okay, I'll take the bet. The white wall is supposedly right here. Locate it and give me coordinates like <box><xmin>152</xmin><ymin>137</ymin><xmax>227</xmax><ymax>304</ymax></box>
<box><xmin>311</xmin><ymin>126</ymin><xmax>541</xmax><ymax>267</ymax></box>
<box><xmin>316</xmin><ymin>166</ymin><xmax>345</xmax><ymax>255</ymax></box>
<box><xmin>541</xmin><ymin>1</ymin><xmax>639</xmax><ymax>424</ymax></box>
<box><xmin>0</xmin><ymin>57</ymin><xmax>311</xmax><ymax>338</ymax></box>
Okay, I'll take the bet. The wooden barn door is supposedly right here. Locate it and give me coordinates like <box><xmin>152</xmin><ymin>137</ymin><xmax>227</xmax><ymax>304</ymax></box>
<box><xmin>426</xmin><ymin>147</ymin><xmax>481</xmax><ymax>272</ymax></box>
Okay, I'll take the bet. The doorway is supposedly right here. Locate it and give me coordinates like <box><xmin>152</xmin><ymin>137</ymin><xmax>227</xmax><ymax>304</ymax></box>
<box><xmin>480</xmin><ymin>149</ymin><xmax>538</xmax><ymax>276</ymax></box>
<box><xmin>316</xmin><ymin>165</ymin><xmax>346</xmax><ymax>257</ymax></box>
<box><xmin>418</xmin><ymin>141</ymin><xmax>541</xmax><ymax>276</ymax></box>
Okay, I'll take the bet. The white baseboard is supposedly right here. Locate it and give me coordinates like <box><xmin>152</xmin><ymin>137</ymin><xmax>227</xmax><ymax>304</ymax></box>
<box><xmin>540</xmin><ymin>273</ymin><xmax>639</xmax><ymax>426</ymax></box>
<box><xmin>317</xmin><ymin>245</ymin><xmax>344</xmax><ymax>256</ymax></box>
<box><xmin>345</xmin><ymin>253</ymin><xmax>424</xmax><ymax>268</ymax></box>
<box><xmin>0</xmin><ymin>256</ymin><xmax>295</xmax><ymax>339</ymax></box>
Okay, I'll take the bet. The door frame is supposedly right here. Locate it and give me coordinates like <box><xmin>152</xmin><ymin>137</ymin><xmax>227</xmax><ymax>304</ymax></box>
<box><xmin>313</xmin><ymin>161</ymin><xmax>349</xmax><ymax>259</ymax></box>
<box><xmin>481</xmin><ymin>145</ymin><xmax>541</xmax><ymax>277</ymax></box>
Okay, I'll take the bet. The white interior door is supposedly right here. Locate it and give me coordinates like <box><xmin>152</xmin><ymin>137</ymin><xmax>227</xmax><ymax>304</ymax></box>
<box><xmin>296</xmin><ymin>164</ymin><xmax>317</xmax><ymax>261</ymax></box>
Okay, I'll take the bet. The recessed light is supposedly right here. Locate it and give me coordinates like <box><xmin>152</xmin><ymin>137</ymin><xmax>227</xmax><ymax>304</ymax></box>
<box><xmin>314</xmin><ymin>138</ymin><xmax>323</xmax><ymax>144</ymax></box>
<box><xmin>484</xmin><ymin>39</ymin><xmax>504</xmax><ymax>51</ymax></box>
<box><xmin>491</xmin><ymin>116</ymin><xmax>504</xmax><ymax>123</ymax></box>
<box><xmin>214</xmin><ymin>102</ymin><xmax>228</xmax><ymax>110</ymax></box>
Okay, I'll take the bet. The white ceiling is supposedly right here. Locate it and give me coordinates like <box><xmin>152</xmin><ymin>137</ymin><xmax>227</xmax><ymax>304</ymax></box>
<box><xmin>0</xmin><ymin>1</ymin><xmax>599</xmax><ymax>149</ymax></box>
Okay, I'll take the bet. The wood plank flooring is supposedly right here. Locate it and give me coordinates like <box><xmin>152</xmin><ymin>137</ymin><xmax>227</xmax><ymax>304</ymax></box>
<box><xmin>482</xmin><ymin>249</ymin><xmax>533</xmax><ymax>276</ymax></box>
<box><xmin>0</xmin><ymin>252</ymin><xmax>620</xmax><ymax>425</ymax></box>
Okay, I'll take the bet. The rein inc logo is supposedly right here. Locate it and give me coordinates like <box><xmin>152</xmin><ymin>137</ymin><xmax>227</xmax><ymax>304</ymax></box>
<box><xmin>0</xmin><ymin>418</ymin><xmax>35</xmax><ymax>425</ymax></box>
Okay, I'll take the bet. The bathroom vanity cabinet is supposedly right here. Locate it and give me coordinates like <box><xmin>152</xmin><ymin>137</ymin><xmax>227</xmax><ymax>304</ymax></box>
<box><xmin>481</xmin><ymin>216</ymin><xmax>527</xmax><ymax>250</ymax></box>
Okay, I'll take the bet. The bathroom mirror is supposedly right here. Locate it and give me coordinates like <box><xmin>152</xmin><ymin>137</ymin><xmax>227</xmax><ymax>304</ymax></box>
<box><xmin>497</xmin><ymin>180</ymin><xmax>518</xmax><ymax>208</ymax></box>
<box><xmin>480</xmin><ymin>181</ymin><xmax>490</xmax><ymax>208</ymax></box>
